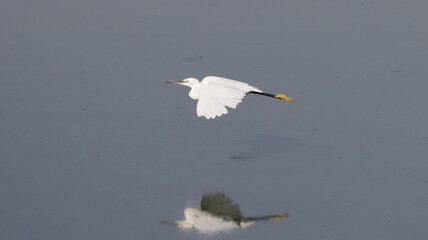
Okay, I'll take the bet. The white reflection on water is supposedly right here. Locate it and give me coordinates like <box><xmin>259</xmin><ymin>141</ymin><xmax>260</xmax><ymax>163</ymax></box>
<box><xmin>164</xmin><ymin>192</ymin><xmax>288</xmax><ymax>235</ymax></box>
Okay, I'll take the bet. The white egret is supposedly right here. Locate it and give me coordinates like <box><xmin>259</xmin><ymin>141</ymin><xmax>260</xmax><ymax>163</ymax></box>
<box><xmin>163</xmin><ymin>192</ymin><xmax>288</xmax><ymax>235</ymax></box>
<box><xmin>167</xmin><ymin>76</ymin><xmax>294</xmax><ymax>119</ymax></box>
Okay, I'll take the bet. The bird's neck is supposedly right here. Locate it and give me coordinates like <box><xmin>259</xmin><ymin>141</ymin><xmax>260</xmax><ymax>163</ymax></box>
<box><xmin>188</xmin><ymin>85</ymin><xmax>201</xmax><ymax>100</ymax></box>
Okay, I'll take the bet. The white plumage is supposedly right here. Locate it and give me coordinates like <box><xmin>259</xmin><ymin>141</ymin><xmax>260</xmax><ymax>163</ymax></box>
<box><xmin>167</xmin><ymin>76</ymin><xmax>294</xmax><ymax>119</ymax></box>
<box><xmin>163</xmin><ymin>192</ymin><xmax>288</xmax><ymax>235</ymax></box>
<box><xmin>196</xmin><ymin>77</ymin><xmax>262</xmax><ymax>119</ymax></box>
<box><xmin>175</xmin><ymin>208</ymin><xmax>253</xmax><ymax>235</ymax></box>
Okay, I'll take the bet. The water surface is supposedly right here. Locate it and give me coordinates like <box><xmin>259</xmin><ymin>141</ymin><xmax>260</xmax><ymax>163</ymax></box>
<box><xmin>1</xmin><ymin>0</ymin><xmax>428</xmax><ymax>239</ymax></box>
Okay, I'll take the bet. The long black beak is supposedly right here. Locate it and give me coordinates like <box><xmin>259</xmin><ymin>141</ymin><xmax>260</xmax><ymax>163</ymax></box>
<box><xmin>166</xmin><ymin>80</ymin><xmax>183</xmax><ymax>84</ymax></box>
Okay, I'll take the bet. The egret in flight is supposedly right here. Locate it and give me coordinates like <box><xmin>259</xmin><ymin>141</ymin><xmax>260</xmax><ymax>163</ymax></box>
<box><xmin>163</xmin><ymin>192</ymin><xmax>288</xmax><ymax>235</ymax></box>
<box><xmin>166</xmin><ymin>76</ymin><xmax>294</xmax><ymax>119</ymax></box>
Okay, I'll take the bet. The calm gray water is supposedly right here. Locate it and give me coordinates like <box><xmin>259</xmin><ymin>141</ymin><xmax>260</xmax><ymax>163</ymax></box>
<box><xmin>1</xmin><ymin>0</ymin><xmax>428</xmax><ymax>239</ymax></box>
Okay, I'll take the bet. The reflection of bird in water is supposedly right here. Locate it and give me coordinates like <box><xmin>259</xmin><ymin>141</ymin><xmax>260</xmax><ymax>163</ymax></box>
<box><xmin>165</xmin><ymin>192</ymin><xmax>288</xmax><ymax>235</ymax></box>
<box><xmin>167</xmin><ymin>76</ymin><xmax>294</xmax><ymax>119</ymax></box>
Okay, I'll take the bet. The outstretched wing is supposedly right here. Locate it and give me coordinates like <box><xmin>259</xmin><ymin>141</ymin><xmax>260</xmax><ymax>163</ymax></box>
<box><xmin>196</xmin><ymin>76</ymin><xmax>261</xmax><ymax>119</ymax></box>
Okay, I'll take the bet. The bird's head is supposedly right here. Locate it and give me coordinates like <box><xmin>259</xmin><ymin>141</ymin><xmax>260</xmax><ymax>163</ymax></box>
<box><xmin>161</xmin><ymin>208</ymin><xmax>200</xmax><ymax>229</ymax></box>
<box><xmin>168</xmin><ymin>208</ymin><xmax>201</xmax><ymax>230</ymax></box>
<box><xmin>174</xmin><ymin>219</ymin><xmax>194</xmax><ymax>229</ymax></box>
<box><xmin>166</xmin><ymin>78</ymin><xmax>199</xmax><ymax>87</ymax></box>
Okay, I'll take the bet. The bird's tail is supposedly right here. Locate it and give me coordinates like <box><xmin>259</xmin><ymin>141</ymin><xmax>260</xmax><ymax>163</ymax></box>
<box><xmin>274</xmin><ymin>94</ymin><xmax>295</xmax><ymax>102</ymax></box>
<box><xmin>242</xmin><ymin>213</ymin><xmax>289</xmax><ymax>222</ymax></box>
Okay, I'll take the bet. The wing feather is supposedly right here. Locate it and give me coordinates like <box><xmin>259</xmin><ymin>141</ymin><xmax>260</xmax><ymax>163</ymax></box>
<box><xmin>196</xmin><ymin>76</ymin><xmax>261</xmax><ymax>119</ymax></box>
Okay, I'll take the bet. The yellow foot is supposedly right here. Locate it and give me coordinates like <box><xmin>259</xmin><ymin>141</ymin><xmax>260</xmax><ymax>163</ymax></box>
<box><xmin>275</xmin><ymin>94</ymin><xmax>295</xmax><ymax>102</ymax></box>
<box><xmin>271</xmin><ymin>213</ymin><xmax>289</xmax><ymax>221</ymax></box>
